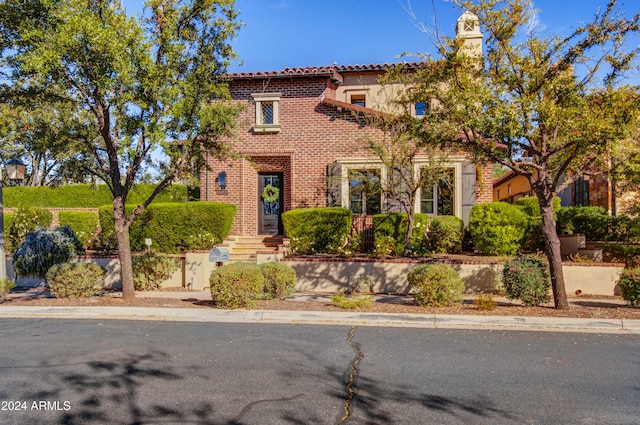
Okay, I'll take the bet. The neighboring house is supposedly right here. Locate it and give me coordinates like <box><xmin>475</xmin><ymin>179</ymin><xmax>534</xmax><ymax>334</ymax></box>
<box><xmin>201</xmin><ymin>12</ymin><xmax>493</xmax><ymax>237</ymax></box>
<box><xmin>493</xmin><ymin>169</ymin><xmax>622</xmax><ymax>214</ymax></box>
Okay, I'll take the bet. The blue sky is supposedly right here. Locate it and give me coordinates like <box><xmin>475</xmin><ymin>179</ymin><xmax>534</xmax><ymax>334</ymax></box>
<box><xmin>122</xmin><ymin>1</ymin><xmax>639</xmax><ymax>77</ymax></box>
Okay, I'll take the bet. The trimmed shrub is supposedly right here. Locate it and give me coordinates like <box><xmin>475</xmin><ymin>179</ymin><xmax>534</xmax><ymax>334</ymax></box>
<box><xmin>95</xmin><ymin>202</ymin><xmax>236</xmax><ymax>253</ymax></box>
<box><xmin>58</xmin><ymin>211</ymin><xmax>99</xmax><ymax>248</ymax></box>
<box><xmin>618</xmin><ymin>268</ymin><xmax>640</xmax><ymax>307</ymax></box>
<box><xmin>372</xmin><ymin>213</ymin><xmax>430</xmax><ymax>256</ymax></box>
<box><xmin>468</xmin><ymin>202</ymin><xmax>529</xmax><ymax>255</ymax></box>
<box><xmin>8</xmin><ymin>207</ymin><xmax>53</xmax><ymax>251</ymax></box>
<box><xmin>260</xmin><ymin>262</ymin><xmax>296</xmax><ymax>299</ymax></box>
<box><xmin>282</xmin><ymin>207</ymin><xmax>352</xmax><ymax>254</ymax></box>
<box><xmin>132</xmin><ymin>252</ymin><xmax>180</xmax><ymax>291</ymax></box>
<box><xmin>348</xmin><ymin>274</ymin><xmax>375</xmax><ymax>294</ymax></box>
<box><xmin>556</xmin><ymin>206</ymin><xmax>608</xmax><ymax>240</ymax></box>
<box><xmin>3</xmin><ymin>183</ymin><xmax>188</xmax><ymax>208</ymax></box>
<box><xmin>0</xmin><ymin>278</ymin><xmax>16</xmax><ymax>302</ymax></box>
<box><xmin>13</xmin><ymin>226</ymin><xmax>83</xmax><ymax>278</ymax></box>
<box><xmin>209</xmin><ymin>262</ymin><xmax>264</xmax><ymax>309</ymax></box>
<box><xmin>502</xmin><ymin>255</ymin><xmax>551</xmax><ymax>306</ymax></box>
<box><xmin>407</xmin><ymin>263</ymin><xmax>465</xmax><ymax>307</ymax></box>
<box><xmin>330</xmin><ymin>291</ymin><xmax>373</xmax><ymax>309</ymax></box>
<box><xmin>428</xmin><ymin>215</ymin><xmax>464</xmax><ymax>254</ymax></box>
<box><xmin>46</xmin><ymin>262</ymin><xmax>105</xmax><ymax>298</ymax></box>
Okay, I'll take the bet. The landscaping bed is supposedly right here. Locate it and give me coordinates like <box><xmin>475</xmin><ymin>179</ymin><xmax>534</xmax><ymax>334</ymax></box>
<box><xmin>3</xmin><ymin>291</ymin><xmax>639</xmax><ymax>320</ymax></box>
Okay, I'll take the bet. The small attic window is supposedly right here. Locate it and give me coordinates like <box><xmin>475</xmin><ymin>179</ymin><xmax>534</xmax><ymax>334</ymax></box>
<box><xmin>464</xmin><ymin>21</ymin><xmax>475</xmax><ymax>32</ymax></box>
<box><xmin>350</xmin><ymin>94</ymin><xmax>366</xmax><ymax>108</ymax></box>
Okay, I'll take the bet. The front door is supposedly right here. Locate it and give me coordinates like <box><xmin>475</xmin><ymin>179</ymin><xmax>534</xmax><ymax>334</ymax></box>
<box><xmin>258</xmin><ymin>173</ymin><xmax>283</xmax><ymax>235</ymax></box>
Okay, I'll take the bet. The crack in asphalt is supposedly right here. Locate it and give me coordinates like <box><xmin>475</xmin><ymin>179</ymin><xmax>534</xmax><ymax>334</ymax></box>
<box><xmin>336</xmin><ymin>325</ymin><xmax>365</xmax><ymax>424</ymax></box>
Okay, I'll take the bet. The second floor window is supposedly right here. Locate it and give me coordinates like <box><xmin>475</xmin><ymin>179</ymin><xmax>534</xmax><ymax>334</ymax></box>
<box><xmin>350</xmin><ymin>94</ymin><xmax>366</xmax><ymax>108</ymax></box>
<box><xmin>251</xmin><ymin>93</ymin><xmax>281</xmax><ymax>133</ymax></box>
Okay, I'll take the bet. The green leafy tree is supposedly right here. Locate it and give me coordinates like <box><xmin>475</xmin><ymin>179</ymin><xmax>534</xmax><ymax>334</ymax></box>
<box><xmin>0</xmin><ymin>0</ymin><xmax>242</xmax><ymax>298</ymax></box>
<box><xmin>360</xmin><ymin>65</ymin><xmax>458</xmax><ymax>256</ymax></box>
<box><xmin>0</xmin><ymin>102</ymin><xmax>86</xmax><ymax>186</ymax></box>
<box><xmin>407</xmin><ymin>0</ymin><xmax>640</xmax><ymax>309</ymax></box>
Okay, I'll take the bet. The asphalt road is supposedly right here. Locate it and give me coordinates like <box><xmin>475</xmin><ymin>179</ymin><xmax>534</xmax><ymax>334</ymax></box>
<box><xmin>0</xmin><ymin>318</ymin><xmax>639</xmax><ymax>425</ymax></box>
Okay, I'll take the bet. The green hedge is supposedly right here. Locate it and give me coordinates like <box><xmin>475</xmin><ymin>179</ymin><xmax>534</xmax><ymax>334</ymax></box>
<box><xmin>282</xmin><ymin>207</ymin><xmax>352</xmax><ymax>254</ymax></box>
<box><xmin>95</xmin><ymin>202</ymin><xmax>236</xmax><ymax>253</ymax></box>
<box><xmin>372</xmin><ymin>213</ymin><xmax>430</xmax><ymax>256</ymax></box>
<box><xmin>557</xmin><ymin>206</ymin><xmax>640</xmax><ymax>242</ymax></box>
<box><xmin>58</xmin><ymin>211</ymin><xmax>99</xmax><ymax>248</ymax></box>
<box><xmin>3</xmin><ymin>212</ymin><xmax>14</xmax><ymax>234</ymax></box>
<box><xmin>468</xmin><ymin>202</ymin><xmax>529</xmax><ymax>255</ymax></box>
<box><xmin>3</xmin><ymin>184</ymin><xmax>188</xmax><ymax>208</ymax></box>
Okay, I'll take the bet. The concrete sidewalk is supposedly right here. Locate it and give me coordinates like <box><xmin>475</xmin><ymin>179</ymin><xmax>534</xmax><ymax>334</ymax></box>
<box><xmin>2</xmin><ymin>287</ymin><xmax>639</xmax><ymax>334</ymax></box>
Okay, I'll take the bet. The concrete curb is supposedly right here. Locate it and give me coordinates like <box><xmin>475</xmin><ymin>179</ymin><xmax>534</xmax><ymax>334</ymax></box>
<box><xmin>0</xmin><ymin>306</ymin><xmax>638</xmax><ymax>334</ymax></box>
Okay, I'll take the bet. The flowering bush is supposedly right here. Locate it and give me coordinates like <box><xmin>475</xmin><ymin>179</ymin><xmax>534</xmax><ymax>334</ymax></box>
<box><xmin>8</xmin><ymin>207</ymin><xmax>53</xmax><ymax>252</ymax></box>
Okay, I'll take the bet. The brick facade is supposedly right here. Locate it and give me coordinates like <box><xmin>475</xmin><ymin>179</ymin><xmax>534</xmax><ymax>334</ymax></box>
<box><xmin>202</xmin><ymin>70</ymin><xmax>494</xmax><ymax>236</ymax></box>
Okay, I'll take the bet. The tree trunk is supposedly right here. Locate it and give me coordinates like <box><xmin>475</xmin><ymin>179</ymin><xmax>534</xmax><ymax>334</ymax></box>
<box><xmin>538</xmin><ymin>198</ymin><xmax>569</xmax><ymax>309</ymax></box>
<box><xmin>113</xmin><ymin>199</ymin><xmax>135</xmax><ymax>299</ymax></box>
<box><xmin>404</xmin><ymin>208</ymin><xmax>415</xmax><ymax>256</ymax></box>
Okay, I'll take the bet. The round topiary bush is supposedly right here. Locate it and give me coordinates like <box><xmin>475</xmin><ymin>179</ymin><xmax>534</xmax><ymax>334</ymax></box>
<box><xmin>46</xmin><ymin>262</ymin><xmax>105</xmax><ymax>299</ymax></box>
<box><xmin>13</xmin><ymin>226</ymin><xmax>84</xmax><ymax>278</ymax></box>
<box><xmin>407</xmin><ymin>263</ymin><xmax>465</xmax><ymax>307</ymax></box>
<box><xmin>209</xmin><ymin>262</ymin><xmax>264</xmax><ymax>309</ymax></box>
<box><xmin>502</xmin><ymin>255</ymin><xmax>551</xmax><ymax>306</ymax></box>
<box><xmin>260</xmin><ymin>262</ymin><xmax>296</xmax><ymax>300</ymax></box>
<box><xmin>468</xmin><ymin>202</ymin><xmax>529</xmax><ymax>255</ymax></box>
<box><xmin>618</xmin><ymin>268</ymin><xmax>640</xmax><ymax>307</ymax></box>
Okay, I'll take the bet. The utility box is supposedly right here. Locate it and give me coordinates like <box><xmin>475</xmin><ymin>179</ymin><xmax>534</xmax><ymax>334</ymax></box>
<box><xmin>209</xmin><ymin>247</ymin><xmax>229</xmax><ymax>263</ymax></box>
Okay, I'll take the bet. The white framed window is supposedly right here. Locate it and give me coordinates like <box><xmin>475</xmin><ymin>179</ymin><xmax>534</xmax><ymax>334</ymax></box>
<box><xmin>338</xmin><ymin>159</ymin><xmax>386</xmax><ymax>215</ymax></box>
<box><xmin>414</xmin><ymin>159</ymin><xmax>463</xmax><ymax>218</ymax></box>
<box><xmin>252</xmin><ymin>92</ymin><xmax>281</xmax><ymax>133</ymax></box>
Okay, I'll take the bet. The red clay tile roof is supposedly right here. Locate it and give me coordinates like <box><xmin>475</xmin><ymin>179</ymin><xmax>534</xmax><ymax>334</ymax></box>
<box><xmin>227</xmin><ymin>62</ymin><xmax>425</xmax><ymax>81</ymax></box>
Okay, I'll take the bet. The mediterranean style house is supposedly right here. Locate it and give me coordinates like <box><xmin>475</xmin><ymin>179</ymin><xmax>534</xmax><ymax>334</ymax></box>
<box><xmin>200</xmin><ymin>12</ymin><xmax>493</xmax><ymax>237</ymax></box>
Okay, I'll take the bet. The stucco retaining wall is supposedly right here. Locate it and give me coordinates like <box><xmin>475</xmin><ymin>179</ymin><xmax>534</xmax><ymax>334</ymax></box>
<box><xmin>283</xmin><ymin>259</ymin><xmax>624</xmax><ymax>296</ymax></box>
<box><xmin>5</xmin><ymin>255</ymin><xmax>625</xmax><ymax>296</ymax></box>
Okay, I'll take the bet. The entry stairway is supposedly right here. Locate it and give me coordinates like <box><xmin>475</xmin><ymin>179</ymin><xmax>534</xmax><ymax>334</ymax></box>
<box><xmin>218</xmin><ymin>235</ymin><xmax>286</xmax><ymax>263</ymax></box>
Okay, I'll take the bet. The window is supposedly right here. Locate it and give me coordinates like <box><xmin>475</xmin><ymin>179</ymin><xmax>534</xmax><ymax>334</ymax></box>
<box><xmin>574</xmin><ymin>177</ymin><xmax>589</xmax><ymax>206</ymax></box>
<box><xmin>413</xmin><ymin>101</ymin><xmax>427</xmax><ymax>117</ymax></box>
<box><xmin>349</xmin><ymin>169</ymin><xmax>381</xmax><ymax>215</ymax></box>
<box><xmin>252</xmin><ymin>93</ymin><xmax>281</xmax><ymax>133</ymax></box>
<box><xmin>350</xmin><ymin>94</ymin><xmax>366</xmax><ymax>108</ymax></box>
<box><xmin>420</xmin><ymin>169</ymin><xmax>454</xmax><ymax>215</ymax></box>
<box><xmin>414</xmin><ymin>161</ymin><xmax>463</xmax><ymax>218</ymax></box>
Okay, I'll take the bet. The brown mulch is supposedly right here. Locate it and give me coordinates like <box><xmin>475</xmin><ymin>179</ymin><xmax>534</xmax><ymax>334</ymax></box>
<box><xmin>3</xmin><ymin>293</ymin><xmax>640</xmax><ymax>320</ymax></box>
